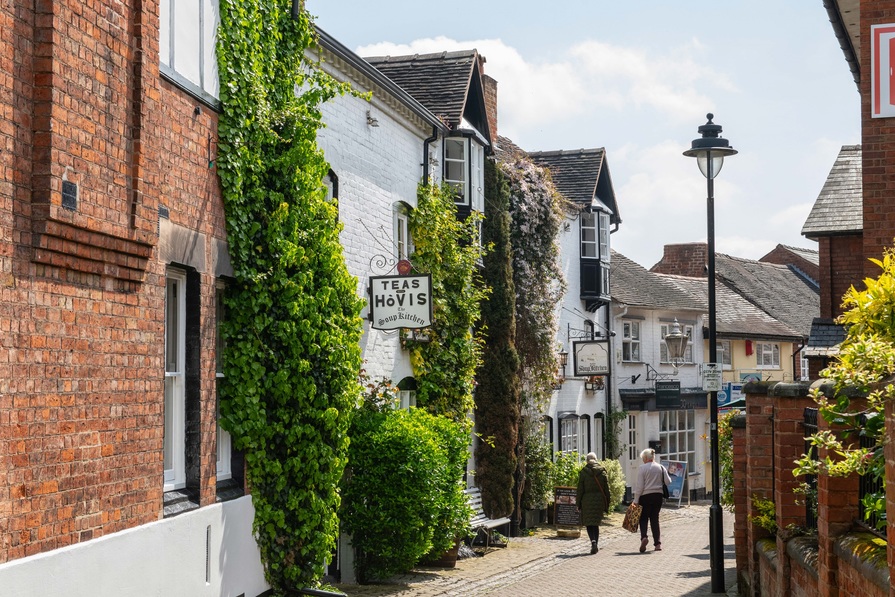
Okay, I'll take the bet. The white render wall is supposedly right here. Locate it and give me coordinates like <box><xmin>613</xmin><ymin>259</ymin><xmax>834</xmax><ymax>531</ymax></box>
<box><xmin>0</xmin><ymin>496</ymin><xmax>267</xmax><ymax>597</ymax></box>
<box><xmin>548</xmin><ymin>213</ymin><xmax>610</xmax><ymax>457</ymax></box>
<box><xmin>317</xmin><ymin>61</ymin><xmax>441</xmax><ymax>384</ymax></box>
<box><xmin>611</xmin><ymin>306</ymin><xmax>710</xmax><ymax>495</ymax></box>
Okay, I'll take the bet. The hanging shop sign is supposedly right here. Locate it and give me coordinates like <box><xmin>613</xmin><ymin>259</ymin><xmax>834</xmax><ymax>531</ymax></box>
<box><xmin>656</xmin><ymin>380</ymin><xmax>681</xmax><ymax>410</ymax></box>
<box><xmin>572</xmin><ymin>340</ymin><xmax>610</xmax><ymax>377</ymax></box>
<box><xmin>369</xmin><ymin>274</ymin><xmax>432</xmax><ymax>330</ymax></box>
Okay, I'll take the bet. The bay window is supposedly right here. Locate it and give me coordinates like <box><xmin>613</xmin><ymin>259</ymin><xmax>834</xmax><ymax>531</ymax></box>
<box><xmin>580</xmin><ymin>208</ymin><xmax>611</xmax><ymax>303</ymax></box>
<box><xmin>444</xmin><ymin>136</ymin><xmax>485</xmax><ymax>213</ymax></box>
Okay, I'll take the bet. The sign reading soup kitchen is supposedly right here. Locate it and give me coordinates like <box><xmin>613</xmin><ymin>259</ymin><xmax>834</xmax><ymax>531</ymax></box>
<box><xmin>369</xmin><ymin>274</ymin><xmax>433</xmax><ymax>330</ymax></box>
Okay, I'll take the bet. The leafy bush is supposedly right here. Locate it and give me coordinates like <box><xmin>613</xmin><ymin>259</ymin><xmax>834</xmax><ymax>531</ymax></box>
<box><xmin>521</xmin><ymin>429</ymin><xmax>553</xmax><ymax>509</ymax></box>
<box><xmin>718</xmin><ymin>410</ymin><xmax>737</xmax><ymax>512</ymax></box>
<box><xmin>601</xmin><ymin>459</ymin><xmax>627</xmax><ymax>511</ymax></box>
<box><xmin>749</xmin><ymin>495</ymin><xmax>777</xmax><ymax>535</ymax></box>
<box><xmin>551</xmin><ymin>451</ymin><xmax>582</xmax><ymax>487</ymax></box>
<box><xmin>340</xmin><ymin>380</ymin><xmax>472</xmax><ymax>583</ymax></box>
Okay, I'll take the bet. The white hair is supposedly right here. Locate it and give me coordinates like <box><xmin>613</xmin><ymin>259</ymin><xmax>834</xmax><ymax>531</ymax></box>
<box><xmin>640</xmin><ymin>448</ymin><xmax>655</xmax><ymax>462</ymax></box>
<box><xmin>586</xmin><ymin>452</ymin><xmax>598</xmax><ymax>464</ymax></box>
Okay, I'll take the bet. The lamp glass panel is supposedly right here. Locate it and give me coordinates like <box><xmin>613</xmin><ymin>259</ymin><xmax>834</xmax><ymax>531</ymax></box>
<box><xmin>696</xmin><ymin>153</ymin><xmax>724</xmax><ymax>179</ymax></box>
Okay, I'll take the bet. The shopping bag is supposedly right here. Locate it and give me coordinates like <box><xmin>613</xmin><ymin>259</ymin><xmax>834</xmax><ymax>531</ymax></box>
<box><xmin>622</xmin><ymin>503</ymin><xmax>642</xmax><ymax>533</ymax></box>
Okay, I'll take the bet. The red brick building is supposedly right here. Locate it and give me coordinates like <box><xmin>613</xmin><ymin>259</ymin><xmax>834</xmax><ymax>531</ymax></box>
<box><xmin>0</xmin><ymin>1</ymin><xmax>264</xmax><ymax>594</ymax></box>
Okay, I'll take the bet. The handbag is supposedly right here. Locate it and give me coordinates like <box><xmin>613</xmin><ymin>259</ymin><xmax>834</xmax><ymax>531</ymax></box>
<box><xmin>622</xmin><ymin>503</ymin><xmax>642</xmax><ymax>533</ymax></box>
<box><xmin>663</xmin><ymin>482</ymin><xmax>670</xmax><ymax>499</ymax></box>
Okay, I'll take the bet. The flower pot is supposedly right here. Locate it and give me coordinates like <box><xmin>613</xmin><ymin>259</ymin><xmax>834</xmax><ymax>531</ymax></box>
<box><xmin>426</xmin><ymin>538</ymin><xmax>461</xmax><ymax>568</ymax></box>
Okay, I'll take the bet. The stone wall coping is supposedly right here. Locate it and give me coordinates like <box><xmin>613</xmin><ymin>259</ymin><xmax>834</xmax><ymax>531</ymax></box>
<box><xmin>730</xmin><ymin>413</ymin><xmax>746</xmax><ymax>429</ymax></box>
<box><xmin>756</xmin><ymin>537</ymin><xmax>777</xmax><ymax>567</ymax></box>
<box><xmin>833</xmin><ymin>532</ymin><xmax>891</xmax><ymax>592</ymax></box>
<box><xmin>785</xmin><ymin>535</ymin><xmax>819</xmax><ymax>580</ymax></box>
<box><xmin>768</xmin><ymin>381</ymin><xmax>814</xmax><ymax>398</ymax></box>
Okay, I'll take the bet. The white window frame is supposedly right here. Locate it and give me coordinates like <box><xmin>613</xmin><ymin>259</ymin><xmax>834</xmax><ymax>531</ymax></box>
<box><xmin>164</xmin><ymin>270</ymin><xmax>187</xmax><ymax>491</ymax></box>
<box><xmin>397</xmin><ymin>390</ymin><xmax>416</xmax><ymax>410</ymax></box>
<box><xmin>627</xmin><ymin>414</ymin><xmax>638</xmax><ymax>462</ymax></box>
<box><xmin>622</xmin><ymin>320</ymin><xmax>641</xmax><ymax>362</ymax></box>
<box><xmin>800</xmin><ymin>352</ymin><xmax>809</xmax><ymax>381</ymax></box>
<box><xmin>598</xmin><ymin>212</ymin><xmax>610</xmax><ymax>261</ymax></box>
<box><xmin>756</xmin><ymin>342</ymin><xmax>780</xmax><ymax>369</ymax></box>
<box><xmin>444</xmin><ymin>138</ymin><xmax>468</xmax><ymax>204</ymax></box>
<box><xmin>215</xmin><ymin>282</ymin><xmax>232</xmax><ymax>482</ymax></box>
<box><xmin>159</xmin><ymin>0</ymin><xmax>220</xmax><ymax>103</ymax></box>
<box><xmin>444</xmin><ymin>137</ymin><xmax>485</xmax><ymax>210</ymax></box>
<box><xmin>659</xmin><ymin>409</ymin><xmax>696</xmax><ymax>476</ymax></box>
<box><xmin>394</xmin><ymin>204</ymin><xmax>412</xmax><ymax>261</ymax></box>
<box><xmin>718</xmin><ymin>340</ymin><xmax>732</xmax><ymax>369</ymax></box>
<box><xmin>580</xmin><ymin>212</ymin><xmax>597</xmax><ymax>258</ymax></box>
<box><xmin>660</xmin><ymin>323</ymin><xmax>693</xmax><ymax>364</ymax></box>
<box><xmin>560</xmin><ymin>418</ymin><xmax>578</xmax><ymax>455</ymax></box>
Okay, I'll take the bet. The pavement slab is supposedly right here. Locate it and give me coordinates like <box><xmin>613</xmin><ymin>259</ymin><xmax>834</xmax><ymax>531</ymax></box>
<box><xmin>333</xmin><ymin>502</ymin><xmax>739</xmax><ymax>597</ymax></box>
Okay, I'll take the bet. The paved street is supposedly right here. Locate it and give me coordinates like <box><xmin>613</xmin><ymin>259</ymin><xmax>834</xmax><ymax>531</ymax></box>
<box><xmin>334</xmin><ymin>502</ymin><xmax>738</xmax><ymax>596</ymax></box>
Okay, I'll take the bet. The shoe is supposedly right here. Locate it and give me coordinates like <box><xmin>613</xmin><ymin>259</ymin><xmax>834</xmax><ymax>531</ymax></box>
<box><xmin>590</xmin><ymin>541</ymin><xmax>598</xmax><ymax>554</ymax></box>
<box><xmin>655</xmin><ymin>544</ymin><xmax>662</xmax><ymax>551</ymax></box>
<box><xmin>639</xmin><ymin>537</ymin><xmax>648</xmax><ymax>553</ymax></box>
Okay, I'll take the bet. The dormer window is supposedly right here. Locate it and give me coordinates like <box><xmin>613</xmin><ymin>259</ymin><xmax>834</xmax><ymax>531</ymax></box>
<box><xmin>444</xmin><ymin>136</ymin><xmax>484</xmax><ymax>213</ymax></box>
<box><xmin>580</xmin><ymin>206</ymin><xmax>611</xmax><ymax>304</ymax></box>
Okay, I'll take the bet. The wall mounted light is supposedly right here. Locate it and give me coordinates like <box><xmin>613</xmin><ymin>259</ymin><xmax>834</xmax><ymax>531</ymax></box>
<box><xmin>366</xmin><ymin>110</ymin><xmax>379</xmax><ymax>127</ymax></box>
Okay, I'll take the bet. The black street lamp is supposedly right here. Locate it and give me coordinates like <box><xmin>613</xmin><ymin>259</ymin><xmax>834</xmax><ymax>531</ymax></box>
<box><xmin>683</xmin><ymin>113</ymin><xmax>736</xmax><ymax>594</ymax></box>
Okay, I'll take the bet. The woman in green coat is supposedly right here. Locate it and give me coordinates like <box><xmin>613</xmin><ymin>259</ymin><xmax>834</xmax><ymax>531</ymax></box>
<box><xmin>576</xmin><ymin>452</ymin><xmax>610</xmax><ymax>554</ymax></box>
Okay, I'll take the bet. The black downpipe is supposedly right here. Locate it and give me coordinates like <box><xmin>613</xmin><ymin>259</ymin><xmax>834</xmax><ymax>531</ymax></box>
<box><xmin>603</xmin><ymin>304</ymin><xmax>613</xmax><ymax>459</ymax></box>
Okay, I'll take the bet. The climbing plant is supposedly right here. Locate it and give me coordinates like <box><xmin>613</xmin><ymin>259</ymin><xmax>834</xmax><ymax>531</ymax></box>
<box><xmin>794</xmin><ymin>246</ymin><xmax>895</xmax><ymax>533</ymax></box>
<box><xmin>499</xmin><ymin>158</ymin><xmax>566</xmax><ymax>412</ymax></box>
<box><xmin>406</xmin><ymin>182</ymin><xmax>489</xmax><ymax>421</ymax></box>
<box><xmin>215</xmin><ymin>2</ymin><xmax>363</xmax><ymax>592</ymax></box>
<box><xmin>476</xmin><ymin>158</ymin><xmax>521</xmax><ymax>519</ymax></box>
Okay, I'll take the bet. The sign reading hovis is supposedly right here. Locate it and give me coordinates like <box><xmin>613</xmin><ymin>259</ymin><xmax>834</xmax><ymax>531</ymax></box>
<box><xmin>369</xmin><ymin>274</ymin><xmax>433</xmax><ymax>331</ymax></box>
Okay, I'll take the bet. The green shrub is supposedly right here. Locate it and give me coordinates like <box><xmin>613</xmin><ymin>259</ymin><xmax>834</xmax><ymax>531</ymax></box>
<box><xmin>521</xmin><ymin>428</ymin><xmax>553</xmax><ymax>509</ymax></box>
<box><xmin>749</xmin><ymin>495</ymin><xmax>777</xmax><ymax>535</ymax></box>
<box><xmin>340</xmin><ymin>385</ymin><xmax>471</xmax><ymax>583</ymax></box>
<box><xmin>601</xmin><ymin>459</ymin><xmax>626</xmax><ymax>511</ymax></box>
<box><xmin>551</xmin><ymin>451</ymin><xmax>582</xmax><ymax>487</ymax></box>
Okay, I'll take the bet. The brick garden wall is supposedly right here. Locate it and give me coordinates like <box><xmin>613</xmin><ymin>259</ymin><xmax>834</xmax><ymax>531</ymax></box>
<box><xmin>732</xmin><ymin>382</ymin><xmax>893</xmax><ymax>597</ymax></box>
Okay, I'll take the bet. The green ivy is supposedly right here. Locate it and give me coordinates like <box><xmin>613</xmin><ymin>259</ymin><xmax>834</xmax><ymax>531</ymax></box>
<box><xmin>718</xmin><ymin>410</ymin><xmax>736</xmax><ymax>512</ymax></box>
<box><xmin>214</xmin><ymin>2</ymin><xmax>363</xmax><ymax>592</ymax></box>
<box><xmin>476</xmin><ymin>159</ymin><xmax>521</xmax><ymax>519</ymax></box>
<box><xmin>407</xmin><ymin>183</ymin><xmax>489</xmax><ymax>421</ymax></box>
<box><xmin>521</xmin><ymin>428</ymin><xmax>553</xmax><ymax>509</ymax></box>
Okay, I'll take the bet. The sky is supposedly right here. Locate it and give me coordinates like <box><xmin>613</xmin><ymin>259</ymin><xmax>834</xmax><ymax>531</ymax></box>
<box><xmin>306</xmin><ymin>1</ymin><xmax>860</xmax><ymax>269</ymax></box>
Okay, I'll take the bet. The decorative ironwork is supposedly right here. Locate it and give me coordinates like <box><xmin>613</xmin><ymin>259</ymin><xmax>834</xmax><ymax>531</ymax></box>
<box><xmin>802</xmin><ymin>407</ymin><xmax>818</xmax><ymax>531</ymax></box>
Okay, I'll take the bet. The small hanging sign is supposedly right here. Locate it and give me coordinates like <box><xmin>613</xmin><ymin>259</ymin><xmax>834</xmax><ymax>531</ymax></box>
<box><xmin>369</xmin><ymin>274</ymin><xmax>432</xmax><ymax>330</ymax></box>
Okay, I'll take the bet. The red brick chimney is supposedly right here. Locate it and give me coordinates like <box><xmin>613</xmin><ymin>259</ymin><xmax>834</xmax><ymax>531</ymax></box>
<box><xmin>650</xmin><ymin>243</ymin><xmax>708</xmax><ymax>277</ymax></box>
<box><xmin>482</xmin><ymin>74</ymin><xmax>498</xmax><ymax>144</ymax></box>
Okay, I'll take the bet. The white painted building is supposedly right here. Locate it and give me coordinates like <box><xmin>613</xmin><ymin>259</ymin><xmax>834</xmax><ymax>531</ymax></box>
<box><xmin>526</xmin><ymin>149</ymin><xmax>621</xmax><ymax>460</ymax></box>
<box><xmin>610</xmin><ymin>252</ymin><xmax>711</xmax><ymax>500</ymax></box>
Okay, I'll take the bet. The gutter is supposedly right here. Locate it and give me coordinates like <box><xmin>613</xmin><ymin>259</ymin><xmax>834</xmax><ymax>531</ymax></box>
<box><xmin>423</xmin><ymin>126</ymin><xmax>438</xmax><ymax>186</ymax></box>
<box><xmin>822</xmin><ymin>0</ymin><xmax>860</xmax><ymax>90</ymax></box>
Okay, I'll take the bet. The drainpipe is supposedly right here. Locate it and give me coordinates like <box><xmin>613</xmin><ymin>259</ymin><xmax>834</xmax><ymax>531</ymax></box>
<box><xmin>422</xmin><ymin>126</ymin><xmax>438</xmax><ymax>185</ymax></box>
<box><xmin>604</xmin><ymin>304</ymin><xmax>613</xmax><ymax>459</ymax></box>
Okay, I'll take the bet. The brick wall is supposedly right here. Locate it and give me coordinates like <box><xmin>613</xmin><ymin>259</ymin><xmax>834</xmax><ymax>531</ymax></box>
<box><xmin>818</xmin><ymin>235</ymin><xmax>863</xmax><ymax>319</ymax></box>
<box><xmin>650</xmin><ymin>243</ymin><xmax>707</xmax><ymax>276</ymax></box>
<box><xmin>483</xmin><ymin>75</ymin><xmax>498</xmax><ymax>146</ymax></box>
<box><xmin>861</xmin><ymin>0</ymin><xmax>895</xmax><ymax>275</ymax></box>
<box><xmin>0</xmin><ymin>0</ymin><xmax>228</xmax><ymax>563</ymax></box>
<box><xmin>733</xmin><ymin>381</ymin><xmax>895</xmax><ymax>597</ymax></box>
<box><xmin>759</xmin><ymin>245</ymin><xmax>819</xmax><ymax>284</ymax></box>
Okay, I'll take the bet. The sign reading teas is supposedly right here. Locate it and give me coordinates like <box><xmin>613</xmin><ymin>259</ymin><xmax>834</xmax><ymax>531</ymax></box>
<box><xmin>369</xmin><ymin>274</ymin><xmax>432</xmax><ymax>331</ymax></box>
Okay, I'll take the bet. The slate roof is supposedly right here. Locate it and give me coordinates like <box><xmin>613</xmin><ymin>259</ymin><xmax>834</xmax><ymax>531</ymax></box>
<box><xmin>802</xmin><ymin>145</ymin><xmax>862</xmax><ymax>238</ymax></box>
<box><xmin>493</xmin><ymin>135</ymin><xmax>527</xmax><ymax>162</ymax></box>
<box><xmin>804</xmin><ymin>317</ymin><xmax>846</xmax><ymax>357</ymax></box>
<box><xmin>610</xmin><ymin>251</ymin><xmax>704</xmax><ymax>312</ymax></box>
<box><xmin>714</xmin><ymin>254</ymin><xmax>818</xmax><ymax>337</ymax></box>
<box><xmin>662</xmin><ymin>274</ymin><xmax>804</xmax><ymax>340</ymax></box>
<box><xmin>364</xmin><ymin>50</ymin><xmax>481</xmax><ymax>129</ymax></box>
<box><xmin>528</xmin><ymin>148</ymin><xmax>621</xmax><ymax>225</ymax></box>
<box><xmin>778</xmin><ymin>244</ymin><xmax>818</xmax><ymax>267</ymax></box>
<box><xmin>528</xmin><ymin>148</ymin><xmax>604</xmax><ymax>204</ymax></box>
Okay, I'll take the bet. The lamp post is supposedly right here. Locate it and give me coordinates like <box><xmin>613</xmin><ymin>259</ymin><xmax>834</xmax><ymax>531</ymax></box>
<box><xmin>683</xmin><ymin>113</ymin><xmax>736</xmax><ymax>594</ymax></box>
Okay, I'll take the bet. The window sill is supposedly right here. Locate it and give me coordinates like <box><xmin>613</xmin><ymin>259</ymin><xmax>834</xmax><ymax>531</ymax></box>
<box><xmin>216</xmin><ymin>478</ymin><xmax>245</xmax><ymax>503</ymax></box>
<box><xmin>163</xmin><ymin>488</ymin><xmax>200</xmax><ymax>518</ymax></box>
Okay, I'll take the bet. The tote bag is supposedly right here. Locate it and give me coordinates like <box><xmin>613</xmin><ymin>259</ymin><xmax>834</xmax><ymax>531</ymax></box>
<box><xmin>622</xmin><ymin>503</ymin><xmax>642</xmax><ymax>533</ymax></box>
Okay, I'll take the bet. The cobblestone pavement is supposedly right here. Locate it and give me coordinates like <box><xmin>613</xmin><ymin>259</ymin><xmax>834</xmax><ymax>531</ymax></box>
<box><xmin>333</xmin><ymin>502</ymin><xmax>738</xmax><ymax>596</ymax></box>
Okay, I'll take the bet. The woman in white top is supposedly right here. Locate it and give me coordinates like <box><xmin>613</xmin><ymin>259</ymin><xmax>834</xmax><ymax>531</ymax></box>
<box><xmin>633</xmin><ymin>448</ymin><xmax>672</xmax><ymax>552</ymax></box>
